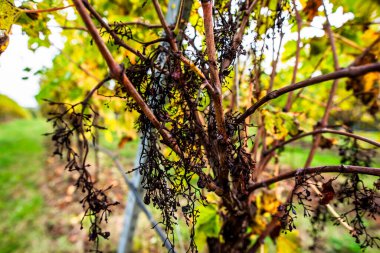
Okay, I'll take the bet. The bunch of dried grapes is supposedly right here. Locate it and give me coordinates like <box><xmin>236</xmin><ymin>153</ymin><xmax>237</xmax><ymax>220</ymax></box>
<box><xmin>336</xmin><ymin>174</ymin><xmax>380</xmax><ymax>249</ymax></box>
<box><xmin>338</xmin><ymin>137</ymin><xmax>376</xmax><ymax>167</ymax></box>
<box><xmin>278</xmin><ymin>168</ymin><xmax>380</xmax><ymax>251</ymax></box>
<box><xmin>46</xmin><ymin>99</ymin><xmax>118</xmax><ymax>251</ymax></box>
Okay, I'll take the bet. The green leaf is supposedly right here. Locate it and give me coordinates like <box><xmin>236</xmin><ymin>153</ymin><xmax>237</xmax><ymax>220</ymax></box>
<box><xmin>195</xmin><ymin>204</ymin><xmax>221</xmax><ymax>251</ymax></box>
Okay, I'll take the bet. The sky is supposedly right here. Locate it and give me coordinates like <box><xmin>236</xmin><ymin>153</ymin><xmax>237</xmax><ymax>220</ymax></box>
<box><xmin>0</xmin><ymin>0</ymin><xmax>72</xmax><ymax>108</ymax></box>
<box><xmin>0</xmin><ymin>1</ymin><xmax>353</xmax><ymax>108</ymax></box>
<box><xmin>0</xmin><ymin>24</ymin><xmax>63</xmax><ymax>108</ymax></box>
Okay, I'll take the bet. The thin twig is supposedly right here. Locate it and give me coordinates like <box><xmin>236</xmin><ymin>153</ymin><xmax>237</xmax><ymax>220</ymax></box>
<box><xmin>284</xmin><ymin>0</ymin><xmax>302</xmax><ymax>111</ymax></box>
<box><xmin>152</xmin><ymin>0</ymin><xmax>178</xmax><ymax>51</ymax></box>
<box><xmin>268</xmin><ymin>33</ymin><xmax>284</xmax><ymax>92</ymax></box>
<box><xmin>152</xmin><ymin>0</ymin><xmax>213</xmax><ymax>92</ymax></box>
<box><xmin>350</xmin><ymin>35</ymin><xmax>380</xmax><ymax>67</ymax></box>
<box><xmin>81</xmin><ymin>0</ymin><xmax>146</xmax><ymax>60</ymax></box>
<box><xmin>300</xmin><ymin>2</ymin><xmax>350</xmax><ymax>235</ymax></box>
<box><xmin>109</xmin><ymin>21</ymin><xmax>162</xmax><ymax>29</ymax></box>
<box><xmin>20</xmin><ymin>4</ymin><xmax>74</xmax><ymax>13</ymax></box>
<box><xmin>81</xmin><ymin>77</ymin><xmax>111</xmax><ymax>109</ymax></box>
<box><xmin>302</xmin><ymin>0</ymin><xmax>341</xmax><ymax>192</ymax></box>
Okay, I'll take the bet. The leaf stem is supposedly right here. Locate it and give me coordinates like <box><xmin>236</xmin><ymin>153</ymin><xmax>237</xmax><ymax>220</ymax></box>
<box><xmin>20</xmin><ymin>4</ymin><xmax>74</xmax><ymax>14</ymax></box>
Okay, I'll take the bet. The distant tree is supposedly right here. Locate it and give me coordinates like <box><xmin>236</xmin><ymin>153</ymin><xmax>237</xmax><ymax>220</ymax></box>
<box><xmin>2</xmin><ymin>0</ymin><xmax>380</xmax><ymax>252</ymax></box>
<box><xmin>0</xmin><ymin>94</ymin><xmax>31</xmax><ymax>122</ymax></box>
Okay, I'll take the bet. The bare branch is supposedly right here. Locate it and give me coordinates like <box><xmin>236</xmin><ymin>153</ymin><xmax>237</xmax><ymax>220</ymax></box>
<box><xmin>302</xmin><ymin>3</ymin><xmax>351</xmax><ymax>235</ymax></box>
<box><xmin>248</xmin><ymin>165</ymin><xmax>380</xmax><ymax>192</ymax></box>
<box><xmin>284</xmin><ymin>0</ymin><xmax>302</xmax><ymax>111</ymax></box>
<box><xmin>201</xmin><ymin>0</ymin><xmax>227</xmax><ymax>139</ymax></box>
<box><xmin>81</xmin><ymin>77</ymin><xmax>111</xmax><ymax>109</ymax></box>
<box><xmin>109</xmin><ymin>21</ymin><xmax>162</xmax><ymax>29</ymax></box>
<box><xmin>236</xmin><ymin>63</ymin><xmax>380</xmax><ymax>123</ymax></box>
<box><xmin>81</xmin><ymin>0</ymin><xmax>146</xmax><ymax>60</ymax></box>
<box><xmin>264</xmin><ymin>128</ymin><xmax>380</xmax><ymax>156</ymax></box>
<box><xmin>248</xmin><ymin>218</ymin><xmax>279</xmax><ymax>253</ymax></box>
<box><xmin>54</xmin><ymin>25</ymin><xmax>88</xmax><ymax>31</ymax></box>
<box><xmin>268</xmin><ymin>33</ymin><xmax>284</xmax><ymax>92</ymax></box>
<box><xmin>152</xmin><ymin>0</ymin><xmax>178</xmax><ymax>51</ymax></box>
<box><xmin>350</xmin><ymin>35</ymin><xmax>380</xmax><ymax>67</ymax></box>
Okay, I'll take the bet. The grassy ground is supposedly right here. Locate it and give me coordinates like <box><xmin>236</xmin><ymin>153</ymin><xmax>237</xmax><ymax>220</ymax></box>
<box><xmin>279</xmin><ymin>141</ymin><xmax>380</xmax><ymax>168</ymax></box>
<box><xmin>0</xmin><ymin>119</ymin><xmax>50</xmax><ymax>252</ymax></box>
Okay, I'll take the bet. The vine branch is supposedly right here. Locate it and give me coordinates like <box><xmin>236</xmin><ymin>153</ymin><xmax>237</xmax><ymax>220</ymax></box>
<box><xmin>248</xmin><ymin>165</ymin><xmax>380</xmax><ymax>192</ymax></box>
<box><xmin>201</xmin><ymin>0</ymin><xmax>227</xmax><ymax>139</ymax></box>
<box><xmin>264</xmin><ymin>128</ymin><xmax>380</xmax><ymax>156</ymax></box>
<box><xmin>237</xmin><ymin>62</ymin><xmax>380</xmax><ymax>123</ymax></box>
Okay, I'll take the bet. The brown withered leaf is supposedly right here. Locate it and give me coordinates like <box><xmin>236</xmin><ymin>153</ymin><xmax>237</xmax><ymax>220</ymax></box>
<box><xmin>346</xmin><ymin>36</ymin><xmax>380</xmax><ymax>115</ymax></box>
<box><xmin>319</xmin><ymin>135</ymin><xmax>335</xmax><ymax>149</ymax></box>
<box><xmin>303</xmin><ymin>0</ymin><xmax>323</xmax><ymax>21</ymax></box>
<box><xmin>319</xmin><ymin>180</ymin><xmax>335</xmax><ymax>205</ymax></box>
<box><xmin>117</xmin><ymin>135</ymin><xmax>133</xmax><ymax>149</ymax></box>
<box><xmin>0</xmin><ymin>30</ymin><xmax>9</xmax><ymax>55</ymax></box>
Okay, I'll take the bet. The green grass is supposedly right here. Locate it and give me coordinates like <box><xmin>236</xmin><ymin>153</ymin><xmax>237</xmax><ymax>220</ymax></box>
<box><xmin>0</xmin><ymin>119</ymin><xmax>50</xmax><ymax>253</ymax></box>
<box><xmin>279</xmin><ymin>143</ymin><xmax>380</xmax><ymax>168</ymax></box>
<box><xmin>278</xmin><ymin>145</ymin><xmax>341</xmax><ymax>168</ymax></box>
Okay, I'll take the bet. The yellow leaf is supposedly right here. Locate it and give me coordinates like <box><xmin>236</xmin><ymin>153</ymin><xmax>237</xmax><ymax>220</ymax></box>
<box><xmin>361</xmin><ymin>30</ymin><xmax>379</xmax><ymax>44</ymax></box>
<box><xmin>0</xmin><ymin>0</ymin><xmax>21</xmax><ymax>54</ymax></box>
<box><xmin>0</xmin><ymin>0</ymin><xmax>20</xmax><ymax>31</ymax></box>
<box><xmin>298</xmin><ymin>0</ymin><xmax>307</xmax><ymax>7</ymax></box>
<box><xmin>251</xmin><ymin>192</ymin><xmax>282</xmax><ymax>235</ymax></box>
<box><xmin>363</xmin><ymin>72</ymin><xmax>380</xmax><ymax>92</ymax></box>
<box><xmin>206</xmin><ymin>191</ymin><xmax>219</xmax><ymax>203</ymax></box>
<box><xmin>265</xmin><ymin>136</ymin><xmax>274</xmax><ymax>146</ymax></box>
<box><xmin>104</xmin><ymin>131</ymin><xmax>113</xmax><ymax>143</ymax></box>
<box><xmin>276</xmin><ymin>233</ymin><xmax>301</xmax><ymax>253</ymax></box>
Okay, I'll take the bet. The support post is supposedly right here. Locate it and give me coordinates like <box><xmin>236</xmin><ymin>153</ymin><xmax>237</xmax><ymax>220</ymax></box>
<box><xmin>117</xmin><ymin>1</ymin><xmax>193</xmax><ymax>252</ymax></box>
